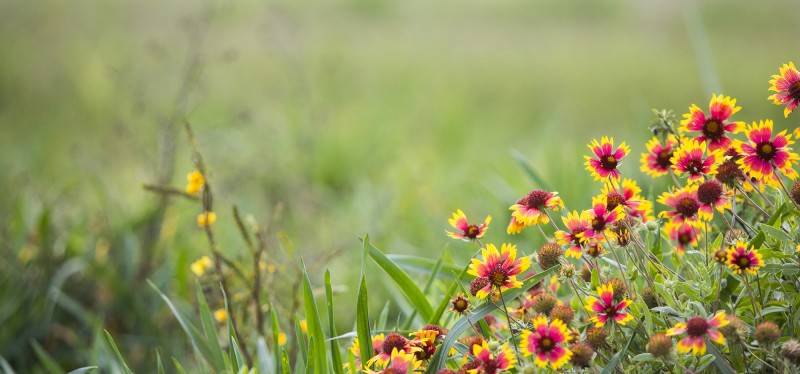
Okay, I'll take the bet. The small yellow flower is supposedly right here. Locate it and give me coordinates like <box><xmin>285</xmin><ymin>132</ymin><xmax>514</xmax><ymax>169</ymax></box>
<box><xmin>185</xmin><ymin>170</ymin><xmax>205</xmax><ymax>195</ymax></box>
<box><xmin>197</xmin><ymin>212</ymin><xmax>217</xmax><ymax>227</ymax></box>
<box><xmin>214</xmin><ymin>309</ymin><xmax>227</xmax><ymax>323</ymax></box>
<box><xmin>278</xmin><ymin>332</ymin><xmax>287</xmax><ymax>346</ymax></box>
<box><xmin>191</xmin><ymin>256</ymin><xmax>213</xmax><ymax>276</ymax></box>
<box><xmin>300</xmin><ymin>319</ymin><xmax>308</xmax><ymax>334</ymax></box>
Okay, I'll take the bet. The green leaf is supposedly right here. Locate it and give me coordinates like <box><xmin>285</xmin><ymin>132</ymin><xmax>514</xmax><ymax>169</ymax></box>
<box><xmin>67</xmin><ymin>368</ymin><xmax>98</xmax><ymax>374</ymax></box>
<box><xmin>600</xmin><ymin>328</ymin><xmax>636</xmax><ymax>374</ymax></box>
<box><xmin>0</xmin><ymin>355</ymin><xmax>16</xmax><ymax>374</ymax></box>
<box><xmin>757</xmin><ymin>223</ymin><xmax>791</xmax><ymax>242</ymax></box>
<box><xmin>424</xmin><ymin>265</ymin><xmax>558</xmax><ymax>373</ymax></box>
<box><xmin>156</xmin><ymin>350</ymin><xmax>165</xmax><ymax>374</ymax></box>
<box><xmin>368</xmin><ymin>244</ymin><xmax>433</xmax><ymax>322</ymax></box>
<box><xmin>706</xmin><ymin>339</ymin><xmax>737</xmax><ymax>374</ymax></box>
<box><xmin>294</xmin><ymin>315</ymin><xmax>307</xmax><ymax>368</ymax></box>
<box><xmin>590</xmin><ymin>267</ymin><xmax>600</xmax><ymax>290</ymax></box>
<box><xmin>325</xmin><ymin>270</ymin><xmax>344</xmax><ymax>374</ymax></box>
<box><xmin>750</xmin><ymin>203</ymin><xmax>786</xmax><ymax>248</ymax></box>
<box><xmin>356</xmin><ymin>275</ymin><xmax>373</xmax><ymax>366</ymax></box>
<box><xmin>195</xmin><ymin>281</ymin><xmax>226</xmax><ymax>369</ymax></box>
<box><xmin>696</xmin><ymin>354</ymin><xmax>716</xmax><ymax>372</ymax></box>
<box><xmin>306</xmin><ymin>336</ymin><xmax>316</xmax><ymax>374</ymax></box>
<box><xmin>172</xmin><ymin>358</ymin><xmax>188</xmax><ymax>374</ymax></box>
<box><xmin>632</xmin><ymin>353</ymin><xmax>657</xmax><ymax>362</ymax></box>
<box><xmin>759</xmin><ymin>305</ymin><xmax>788</xmax><ymax>317</ymax></box>
<box><xmin>281</xmin><ymin>349</ymin><xmax>291</xmax><ymax>374</ymax></box>
<box><xmin>271</xmin><ymin>304</ymin><xmax>282</xmax><ymax>374</ymax></box>
<box><xmin>511</xmin><ymin>149</ymin><xmax>555</xmax><ymax>191</ymax></box>
<box><xmin>103</xmin><ymin>331</ymin><xmax>134</xmax><ymax>374</ymax></box>
<box><xmin>257</xmin><ymin>337</ymin><xmax>272</xmax><ymax>374</ymax></box>
<box><xmin>301</xmin><ymin>260</ymin><xmax>328</xmax><ymax>374</ymax></box>
<box><xmin>31</xmin><ymin>340</ymin><xmax>65</xmax><ymax>374</ymax></box>
<box><xmin>387</xmin><ymin>255</ymin><xmax>460</xmax><ymax>280</ymax></box>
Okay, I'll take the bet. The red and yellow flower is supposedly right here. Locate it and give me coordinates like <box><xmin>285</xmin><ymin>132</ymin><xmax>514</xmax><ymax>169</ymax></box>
<box><xmin>598</xmin><ymin>179</ymin><xmax>653</xmax><ymax>222</ymax></box>
<box><xmin>680</xmin><ymin>94</ymin><xmax>743</xmax><ymax>151</ymax></box>
<box><xmin>508</xmin><ymin>190</ymin><xmax>564</xmax><ymax>233</ymax></box>
<box><xmin>366</xmin><ymin>333</ymin><xmax>419</xmax><ymax>368</ymax></box>
<box><xmin>667</xmin><ymin>312</ymin><xmax>729</xmax><ymax>356</ymax></box>
<box><xmin>470</xmin><ymin>341</ymin><xmax>515</xmax><ymax>374</ymax></box>
<box><xmin>467</xmin><ymin>243</ymin><xmax>531</xmax><ymax>299</ymax></box>
<box><xmin>520</xmin><ymin>316</ymin><xmax>573</xmax><ymax>370</ymax></box>
<box><xmin>585</xmin><ymin>284</ymin><xmax>634</xmax><ymax>327</ymax></box>
<box><xmin>665</xmin><ymin>222</ymin><xmax>699</xmax><ymax>257</ymax></box>
<box><xmin>768</xmin><ymin>61</ymin><xmax>800</xmax><ymax>117</ymax></box>
<box><xmin>641</xmin><ymin>135</ymin><xmax>680</xmax><ymax>177</ymax></box>
<box><xmin>670</xmin><ymin>140</ymin><xmax>722</xmax><ymax>183</ymax></box>
<box><xmin>364</xmin><ymin>348</ymin><xmax>422</xmax><ymax>374</ymax></box>
<box><xmin>657</xmin><ymin>185</ymin><xmax>705</xmax><ymax>227</ymax></box>
<box><xmin>554</xmin><ymin>210</ymin><xmax>593</xmax><ymax>259</ymax></box>
<box><xmin>696</xmin><ymin>180</ymin><xmax>731</xmax><ymax>221</ymax></box>
<box><xmin>733</xmin><ymin>120</ymin><xmax>799</xmax><ymax>186</ymax></box>
<box><xmin>446</xmin><ymin>209</ymin><xmax>491</xmax><ymax>241</ymax></box>
<box><xmin>585</xmin><ymin>137</ymin><xmax>630</xmax><ymax>181</ymax></box>
<box><xmin>581</xmin><ymin>196</ymin><xmax>625</xmax><ymax>240</ymax></box>
<box><xmin>347</xmin><ymin>334</ymin><xmax>384</xmax><ymax>373</ymax></box>
<box><xmin>726</xmin><ymin>241</ymin><xmax>764</xmax><ymax>276</ymax></box>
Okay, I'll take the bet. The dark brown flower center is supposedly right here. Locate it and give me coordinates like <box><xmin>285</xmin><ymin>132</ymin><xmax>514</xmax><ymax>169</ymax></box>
<box><xmin>697</xmin><ymin>180</ymin><xmax>724</xmax><ymax>204</ymax></box>
<box><xmin>540</xmin><ymin>337</ymin><xmax>554</xmax><ymax>352</ymax></box>
<box><xmin>465</xmin><ymin>225</ymin><xmax>479</xmax><ymax>239</ymax></box>
<box><xmin>606</xmin><ymin>192</ymin><xmax>625</xmax><ymax>210</ymax></box>
<box><xmin>686</xmin><ymin>317</ymin><xmax>710</xmax><ymax>337</ymax></box>
<box><xmin>714</xmin><ymin>249</ymin><xmax>728</xmax><ymax>263</ymax></box>
<box><xmin>604</xmin><ymin>306</ymin><xmax>615</xmax><ymax>315</ymax></box>
<box><xmin>481</xmin><ymin>360</ymin><xmax>499</xmax><ymax>374</ymax></box>
<box><xmin>382</xmin><ymin>333</ymin><xmax>408</xmax><ymax>354</ymax></box>
<box><xmin>487</xmin><ymin>266</ymin><xmax>509</xmax><ymax>287</ymax></box>
<box><xmin>678</xmin><ymin>233</ymin><xmax>692</xmax><ymax>245</ymax></box>
<box><xmin>383</xmin><ymin>368</ymin><xmax>405</xmax><ymax>374</ymax></box>
<box><xmin>452</xmin><ymin>297</ymin><xmax>469</xmax><ymax>313</ymax></box>
<box><xmin>703</xmin><ymin>118</ymin><xmax>724</xmax><ymax>140</ymax></box>
<box><xmin>657</xmin><ymin>150</ymin><xmax>674</xmax><ymax>169</ymax></box>
<box><xmin>790</xmin><ymin>80</ymin><xmax>800</xmax><ymax>101</ymax></box>
<box><xmin>685</xmin><ymin>160</ymin><xmax>703</xmax><ymax>174</ymax></box>
<box><xmin>601</xmin><ymin>155</ymin><xmax>619</xmax><ymax>171</ymax></box>
<box><xmin>737</xmin><ymin>256</ymin><xmax>750</xmax><ymax>268</ymax></box>
<box><xmin>524</xmin><ymin>190</ymin><xmax>550</xmax><ymax>208</ymax></box>
<box><xmin>571</xmin><ymin>227</ymin><xmax>585</xmax><ymax>245</ymax></box>
<box><xmin>591</xmin><ymin>217</ymin><xmax>606</xmax><ymax>232</ymax></box>
<box><xmin>715</xmin><ymin>160</ymin><xmax>744</xmax><ymax>186</ymax></box>
<box><xmin>676</xmin><ymin>197</ymin><xmax>699</xmax><ymax>218</ymax></box>
<box><xmin>756</xmin><ymin>142</ymin><xmax>777</xmax><ymax>161</ymax></box>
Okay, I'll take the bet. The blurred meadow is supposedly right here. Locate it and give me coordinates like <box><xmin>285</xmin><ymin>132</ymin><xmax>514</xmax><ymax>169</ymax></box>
<box><xmin>1</xmin><ymin>0</ymin><xmax>798</xmax><ymax>371</ymax></box>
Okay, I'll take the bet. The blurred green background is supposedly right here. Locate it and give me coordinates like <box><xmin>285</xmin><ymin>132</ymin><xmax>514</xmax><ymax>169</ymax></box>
<box><xmin>1</xmin><ymin>0</ymin><xmax>798</xmax><ymax>371</ymax></box>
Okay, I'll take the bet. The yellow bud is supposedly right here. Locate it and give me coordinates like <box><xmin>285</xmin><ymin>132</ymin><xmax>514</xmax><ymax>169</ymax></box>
<box><xmin>278</xmin><ymin>332</ymin><xmax>287</xmax><ymax>346</ymax></box>
<box><xmin>214</xmin><ymin>309</ymin><xmax>227</xmax><ymax>323</ymax></box>
<box><xmin>197</xmin><ymin>212</ymin><xmax>217</xmax><ymax>227</ymax></box>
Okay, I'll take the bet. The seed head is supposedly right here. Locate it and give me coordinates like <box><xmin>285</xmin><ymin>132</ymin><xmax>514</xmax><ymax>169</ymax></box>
<box><xmin>381</xmin><ymin>333</ymin><xmax>408</xmax><ymax>355</ymax></box>
<box><xmin>549</xmin><ymin>305</ymin><xmax>575</xmax><ymax>325</ymax></box>
<box><xmin>569</xmin><ymin>342</ymin><xmax>595</xmax><ymax>368</ymax></box>
<box><xmin>755</xmin><ymin>321</ymin><xmax>781</xmax><ymax>344</ymax></box>
<box><xmin>586</xmin><ymin>326</ymin><xmax>608</xmax><ymax>349</ymax></box>
<box><xmin>580</xmin><ymin>265</ymin><xmax>592</xmax><ymax>282</ymax></box>
<box><xmin>560</xmin><ymin>263</ymin><xmax>576</xmax><ymax>278</ymax></box>
<box><xmin>715</xmin><ymin>159</ymin><xmax>745</xmax><ymax>187</ymax></box>
<box><xmin>532</xmin><ymin>293</ymin><xmax>558</xmax><ymax>315</ymax></box>
<box><xmin>791</xmin><ymin>181</ymin><xmax>800</xmax><ymax>206</ymax></box>
<box><xmin>469</xmin><ymin>277</ymin><xmax>490</xmax><ymax>297</ymax></box>
<box><xmin>719</xmin><ymin>315</ymin><xmax>748</xmax><ymax>344</ymax></box>
<box><xmin>647</xmin><ymin>333</ymin><xmax>673</xmax><ymax>357</ymax></box>
<box><xmin>781</xmin><ymin>340</ymin><xmax>800</xmax><ymax>365</ymax></box>
<box><xmin>605</xmin><ymin>278</ymin><xmax>628</xmax><ymax>302</ymax></box>
<box><xmin>697</xmin><ymin>180</ymin><xmax>724</xmax><ymax>204</ymax></box>
<box><xmin>641</xmin><ymin>286</ymin><xmax>660</xmax><ymax>309</ymax></box>
<box><xmin>537</xmin><ymin>242</ymin><xmax>563</xmax><ymax>270</ymax></box>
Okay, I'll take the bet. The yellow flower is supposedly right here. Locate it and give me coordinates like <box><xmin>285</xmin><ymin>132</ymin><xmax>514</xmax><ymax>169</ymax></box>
<box><xmin>185</xmin><ymin>170</ymin><xmax>205</xmax><ymax>195</ymax></box>
<box><xmin>190</xmin><ymin>256</ymin><xmax>213</xmax><ymax>276</ymax></box>
<box><xmin>197</xmin><ymin>212</ymin><xmax>217</xmax><ymax>227</ymax></box>
<box><xmin>214</xmin><ymin>309</ymin><xmax>227</xmax><ymax>323</ymax></box>
<box><xmin>278</xmin><ymin>332</ymin><xmax>287</xmax><ymax>346</ymax></box>
<box><xmin>300</xmin><ymin>319</ymin><xmax>308</xmax><ymax>334</ymax></box>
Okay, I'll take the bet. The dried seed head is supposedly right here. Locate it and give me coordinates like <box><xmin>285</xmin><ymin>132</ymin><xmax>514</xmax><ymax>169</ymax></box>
<box><xmin>641</xmin><ymin>286</ymin><xmax>660</xmax><ymax>309</ymax></box>
<box><xmin>605</xmin><ymin>278</ymin><xmax>628</xmax><ymax>302</ymax></box>
<box><xmin>647</xmin><ymin>333</ymin><xmax>673</xmax><ymax>358</ymax></box>
<box><xmin>781</xmin><ymin>340</ymin><xmax>800</xmax><ymax>364</ymax></box>
<box><xmin>569</xmin><ymin>342</ymin><xmax>595</xmax><ymax>368</ymax></box>
<box><xmin>586</xmin><ymin>326</ymin><xmax>608</xmax><ymax>349</ymax></box>
<box><xmin>532</xmin><ymin>293</ymin><xmax>558</xmax><ymax>315</ymax></box>
<box><xmin>537</xmin><ymin>242</ymin><xmax>563</xmax><ymax>270</ymax></box>
<box><xmin>549</xmin><ymin>305</ymin><xmax>575</xmax><ymax>325</ymax></box>
<box><xmin>755</xmin><ymin>321</ymin><xmax>781</xmax><ymax>344</ymax></box>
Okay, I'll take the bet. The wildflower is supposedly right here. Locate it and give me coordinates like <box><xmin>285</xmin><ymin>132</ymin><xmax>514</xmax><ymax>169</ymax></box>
<box><xmin>213</xmin><ymin>309</ymin><xmax>227</xmax><ymax>323</ymax></box>
<box><xmin>647</xmin><ymin>334</ymin><xmax>673</xmax><ymax>358</ymax></box>
<box><xmin>609</xmin><ymin>218</ymin><xmax>634</xmax><ymax>247</ymax></box>
<box><xmin>197</xmin><ymin>211</ymin><xmax>217</xmax><ymax>227</ymax></box>
<box><xmin>733</xmin><ymin>119</ymin><xmax>799</xmax><ymax>186</ymax></box>
<box><xmin>640</xmin><ymin>135</ymin><xmax>679</xmax><ymax>177</ymax></box>
<box><xmin>409</xmin><ymin>329</ymin><xmax>439</xmax><ymax>361</ymax></box>
<box><xmin>367</xmin><ymin>333</ymin><xmax>418</xmax><ymax>368</ymax></box>
<box><xmin>670</xmin><ymin>140</ymin><xmax>722</xmax><ymax>183</ymax></box>
<box><xmin>715</xmin><ymin>158</ymin><xmax>745</xmax><ymax>187</ymax></box>
<box><xmin>469</xmin><ymin>277</ymin><xmax>490</xmax><ymax>297</ymax></box>
<box><xmin>585</xmin><ymin>242</ymin><xmax>605</xmax><ymax>258</ymax></box>
<box><xmin>365</xmin><ymin>348</ymin><xmax>422</xmax><ymax>374</ymax></box>
<box><xmin>713</xmin><ymin>247</ymin><xmax>729</xmax><ymax>264</ymax></box>
<box><xmin>726</xmin><ymin>241</ymin><xmax>764</xmax><ymax>275</ymax></box>
<box><xmin>450</xmin><ymin>293</ymin><xmax>471</xmax><ymax>315</ymax></box>
<box><xmin>599</xmin><ymin>179</ymin><xmax>653</xmax><ymax>222</ymax></box>
<box><xmin>782</xmin><ymin>340</ymin><xmax>800</xmax><ymax>365</ymax></box>
<box><xmin>190</xmin><ymin>256</ymin><xmax>213</xmax><ymax>276</ymax></box>
<box><xmin>666</xmin><ymin>222</ymin><xmax>699</xmax><ymax>257</ymax></box>
<box><xmin>696</xmin><ymin>180</ymin><xmax>730</xmax><ymax>221</ymax></box>
<box><xmin>604</xmin><ymin>278</ymin><xmax>628</xmax><ymax>302</ymax></box>
<box><xmin>554</xmin><ymin>210</ymin><xmax>593</xmax><ymax>259</ymax></box>
<box><xmin>531</xmin><ymin>292</ymin><xmax>558</xmax><ymax>316</ymax></box>
<box><xmin>185</xmin><ymin>170</ymin><xmax>205</xmax><ymax>195</ymax></box>
<box><xmin>585</xmin><ymin>284</ymin><xmax>633</xmax><ymax>327</ymax></box>
<box><xmin>640</xmin><ymin>287</ymin><xmax>659</xmax><ymax>309</ymax></box>
<box><xmin>471</xmin><ymin>341</ymin><xmax>516</xmax><ymax>374</ymax></box>
<box><xmin>569</xmin><ymin>342</ymin><xmax>594</xmax><ymax>368</ymax></box>
<box><xmin>582</xmin><ymin>195</ymin><xmax>625</xmax><ymax>239</ymax></box>
<box><xmin>300</xmin><ymin>320</ymin><xmax>307</xmax><ymax>334</ymax></box>
<box><xmin>791</xmin><ymin>181</ymin><xmax>800</xmax><ymax>205</ymax></box>
<box><xmin>278</xmin><ymin>332</ymin><xmax>287</xmax><ymax>346</ymax></box>
<box><xmin>657</xmin><ymin>185</ymin><xmax>704</xmax><ymax>226</ymax></box>
<box><xmin>537</xmin><ymin>242</ymin><xmax>563</xmax><ymax>269</ymax></box>
<box><xmin>467</xmin><ymin>243</ymin><xmax>530</xmax><ymax>299</ymax></box>
<box><xmin>585</xmin><ymin>326</ymin><xmax>608</xmax><ymax>349</ymax></box>
<box><xmin>768</xmin><ymin>61</ymin><xmax>800</xmax><ymax>117</ymax></box>
<box><xmin>549</xmin><ymin>305</ymin><xmax>575</xmax><ymax>325</ymax></box>
<box><xmin>754</xmin><ymin>321</ymin><xmax>781</xmax><ymax>344</ymax></box>
<box><xmin>718</xmin><ymin>315</ymin><xmax>748</xmax><ymax>344</ymax></box>
<box><xmin>666</xmin><ymin>311</ymin><xmax>729</xmax><ymax>356</ymax></box>
<box><xmin>680</xmin><ymin>94</ymin><xmax>743</xmax><ymax>151</ymax></box>
<box><xmin>506</xmin><ymin>216</ymin><xmax>525</xmax><ymax>235</ymax></box>
<box><xmin>446</xmin><ymin>209</ymin><xmax>491</xmax><ymax>241</ymax></box>
<box><xmin>585</xmin><ymin>137</ymin><xmax>630</xmax><ymax>181</ymax></box>
<box><xmin>520</xmin><ymin>316</ymin><xmax>573</xmax><ymax>370</ymax></box>
<box><xmin>560</xmin><ymin>263</ymin><xmax>576</xmax><ymax>278</ymax></box>
<box><xmin>508</xmin><ymin>190</ymin><xmax>564</xmax><ymax>231</ymax></box>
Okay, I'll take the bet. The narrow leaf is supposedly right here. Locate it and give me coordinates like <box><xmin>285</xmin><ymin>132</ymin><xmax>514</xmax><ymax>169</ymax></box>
<box><xmin>325</xmin><ymin>270</ymin><xmax>345</xmax><ymax>374</ymax></box>
<box><xmin>302</xmin><ymin>260</ymin><xmax>328</xmax><ymax>374</ymax></box>
<box><xmin>103</xmin><ymin>331</ymin><xmax>134</xmax><ymax>374</ymax></box>
<box><xmin>356</xmin><ymin>275</ymin><xmax>373</xmax><ymax>365</ymax></box>
<box><xmin>67</xmin><ymin>368</ymin><xmax>98</xmax><ymax>374</ymax></box>
<box><xmin>31</xmin><ymin>340</ymin><xmax>65</xmax><ymax>374</ymax></box>
<box><xmin>368</xmin><ymin>244</ymin><xmax>433</xmax><ymax>321</ymax></box>
<box><xmin>600</xmin><ymin>328</ymin><xmax>636</xmax><ymax>374</ymax></box>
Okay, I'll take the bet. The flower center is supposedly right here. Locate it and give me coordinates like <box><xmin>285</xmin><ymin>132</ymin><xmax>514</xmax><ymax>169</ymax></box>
<box><xmin>604</xmin><ymin>306</ymin><xmax>615</xmax><ymax>315</ymax></box>
<box><xmin>657</xmin><ymin>150</ymin><xmax>674</xmax><ymax>169</ymax></box>
<box><xmin>487</xmin><ymin>266</ymin><xmax>509</xmax><ymax>287</ymax></box>
<box><xmin>756</xmin><ymin>142</ymin><xmax>776</xmax><ymax>161</ymax></box>
<box><xmin>606</xmin><ymin>192</ymin><xmax>625</xmax><ymax>210</ymax></box>
<box><xmin>539</xmin><ymin>337</ymin><xmax>554</xmax><ymax>352</ymax></box>
<box><xmin>714</xmin><ymin>249</ymin><xmax>728</xmax><ymax>263</ymax></box>
<box><xmin>676</xmin><ymin>197</ymin><xmax>699</xmax><ymax>218</ymax></box>
<box><xmin>591</xmin><ymin>217</ymin><xmax>606</xmax><ymax>232</ymax></box>
<box><xmin>453</xmin><ymin>298</ymin><xmax>469</xmax><ymax>312</ymax></box>
<box><xmin>737</xmin><ymin>256</ymin><xmax>750</xmax><ymax>268</ymax></box>
<box><xmin>697</xmin><ymin>180</ymin><xmax>724</xmax><ymax>204</ymax></box>
<box><xmin>702</xmin><ymin>118</ymin><xmax>724</xmax><ymax>140</ymax></box>
<box><xmin>686</xmin><ymin>317</ymin><xmax>710</xmax><ymax>337</ymax></box>
<box><xmin>524</xmin><ymin>190</ymin><xmax>550</xmax><ymax>208</ymax></box>
<box><xmin>685</xmin><ymin>160</ymin><xmax>702</xmax><ymax>174</ymax></box>
<box><xmin>382</xmin><ymin>333</ymin><xmax>408</xmax><ymax>354</ymax></box>
<box><xmin>678</xmin><ymin>233</ymin><xmax>692</xmax><ymax>245</ymax></box>
<box><xmin>601</xmin><ymin>155</ymin><xmax>619</xmax><ymax>171</ymax></box>
<box><xmin>481</xmin><ymin>360</ymin><xmax>499</xmax><ymax>374</ymax></box>
<box><xmin>571</xmin><ymin>227</ymin><xmax>586</xmax><ymax>245</ymax></box>
<box><xmin>790</xmin><ymin>80</ymin><xmax>800</xmax><ymax>101</ymax></box>
<box><xmin>465</xmin><ymin>225</ymin><xmax>479</xmax><ymax>239</ymax></box>
<box><xmin>383</xmin><ymin>368</ymin><xmax>405</xmax><ymax>374</ymax></box>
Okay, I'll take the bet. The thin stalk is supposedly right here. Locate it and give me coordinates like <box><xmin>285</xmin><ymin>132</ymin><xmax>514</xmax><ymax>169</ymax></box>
<box><xmin>498</xmin><ymin>291</ymin><xmax>521</xmax><ymax>363</ymax></box>
<box><xmin>742</xmin><ymin>275</ymin><xmax>762</xmax><ymax>322</ymax></box>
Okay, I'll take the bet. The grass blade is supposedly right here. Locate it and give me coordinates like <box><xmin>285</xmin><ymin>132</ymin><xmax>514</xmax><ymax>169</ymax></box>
<box><xmin>325</xmin><ymin>270</ymin><xmax>345</xmax><ymax>374</ymax></box>
<box><xmin>368</xmin><ymin>243</ymin><xmax>433</xmax><ymax>321</ymax></box>
<box><xmin>600</xmin><ymin>328</ymin><xmax>636</xmax><ymax>374</ymax></box>
<box><xmin>195</xmin><ymin>281</ymin><xmax>226</xmax><ymax>369</ymax></box>
<box><xmin>356</xmin><ymin>275</ymin><xmax>373</xmax><ymax>366</ymax></box>
<box><xmin>103</xmin><ymin>330</ymin><xmax>134</xmax><ymax>374</ymax></box>
<box><xmin>301</xmin><ymin>260</ymin><xmax>328</xmax><ymax>374</ymax></box>
<box><xmin>271</xmin><ymin>305</ymin><xmax>282</xmax><ymax>373</ymax></box>
<box><xmin>67</xmin><ymin>368</ymin><xmax>98</xmax><ymax>374</ymax></box>
<box><xmin>706</xmin><ymin>339</ymin><xmax>736</xmax><ymax>374</ymax></box>
<box><xmin>31</xmin><ymin>340</ymin><xmax>64</xmax><ymax>374</ymax></box>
